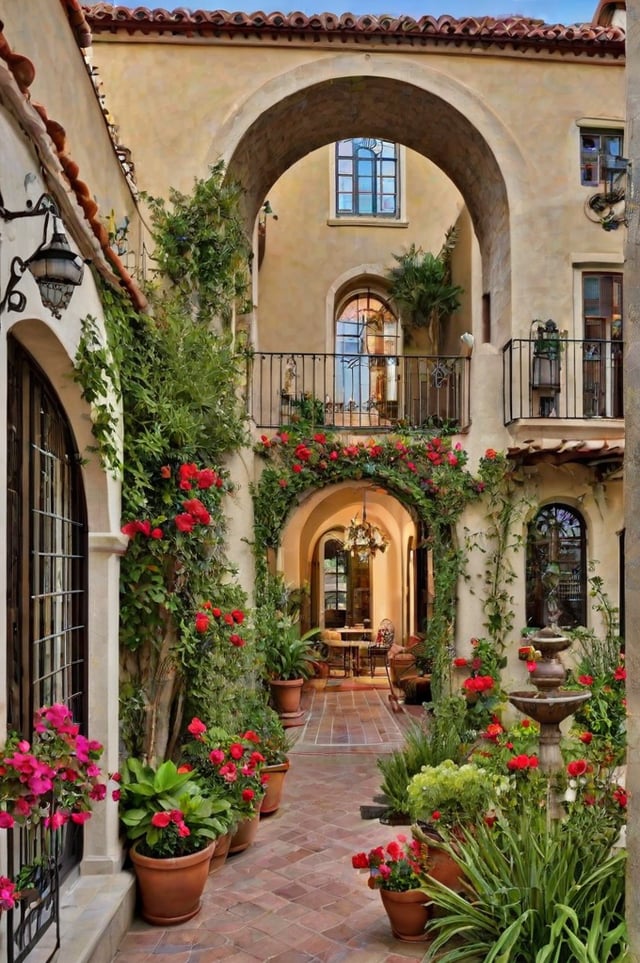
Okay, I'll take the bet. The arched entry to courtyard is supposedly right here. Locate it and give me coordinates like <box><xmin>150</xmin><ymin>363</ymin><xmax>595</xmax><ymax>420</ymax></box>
<box><xmin>214</xmin><ymin>62</ymin><xmax>523</xmax><ymax>347</ymax></box>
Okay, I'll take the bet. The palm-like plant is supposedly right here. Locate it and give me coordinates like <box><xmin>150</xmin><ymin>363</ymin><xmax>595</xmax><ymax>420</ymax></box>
<box><xmin>420</xmin><ymin>808</ymin><xmax>627</xmax><ymax>962</ymax></box>
<box><xmin>386</xmin><ymin>226</ymin><xmax>463</xmax><ymax>348</ymax></box>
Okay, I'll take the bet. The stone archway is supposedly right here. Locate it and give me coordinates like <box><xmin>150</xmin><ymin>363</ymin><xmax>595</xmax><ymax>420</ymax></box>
<box><xmin>214</xmin><ymin>63</ymin><xmax>523</xmax><ymax>343</ymax></box>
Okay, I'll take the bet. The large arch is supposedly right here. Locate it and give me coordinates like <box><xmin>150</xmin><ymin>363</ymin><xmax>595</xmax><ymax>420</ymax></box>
<box><xmin>211</xmin><ymin>56</ymin><xmax>527</xmax><ymax>343</ymax></box>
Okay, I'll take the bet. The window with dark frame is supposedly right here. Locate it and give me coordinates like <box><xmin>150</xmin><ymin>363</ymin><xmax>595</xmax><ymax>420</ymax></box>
<box><xmin>580</xmin><ymin>129</ymin><xmax>624</xmax><ymax>186</ymax></box>
<box><xmin>582</xmin><ymin>272</ymin><xmax>623</xmax><ymax>418</ymax></box>
<box><xmin>525</xmin><ymin>504</ymin><xmax>587</xmax><ymax>630</ymax></box>
<box><xmin>335</xmin><ymin>139</ymin><xmax>399</xmax><ymax>217</ymax></box>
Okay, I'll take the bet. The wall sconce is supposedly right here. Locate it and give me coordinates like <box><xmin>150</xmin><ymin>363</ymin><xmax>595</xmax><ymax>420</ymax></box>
<box><xmin>0</xmin><ymin>192</ymin><xmax>85</xmax><ymax>320</ymax></box>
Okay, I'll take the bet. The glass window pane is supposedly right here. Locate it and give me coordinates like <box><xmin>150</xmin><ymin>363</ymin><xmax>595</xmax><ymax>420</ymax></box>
<box><xmin>338</xmin><ymin>176</ymin><xmax>353</xmax><ymax>192</ymax></box>
<box><xmin>338</xmin><ymin>160</ymin><xmax>353</xmax><ymax>175</ymax></box>
<box><xmin>337</xmin><ymin>195</ymin><xmax>353</xmax><ymax>212</ymax></box>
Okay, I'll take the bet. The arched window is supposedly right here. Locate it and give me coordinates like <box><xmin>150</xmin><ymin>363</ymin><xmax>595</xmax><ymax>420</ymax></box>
<box><xmin>335</xmin><ymin>291</ymin><xmax>399</xmax><ymax>416</ymax></box>
<box><xmin>526</xmin><ymin>504</ymin><xmax>586</xmax><ymax>629</ymax></box>
<box><xmin>335</xmin><ymin>138</ymin><xmax>399</xmax><ymax>217</ymax></box>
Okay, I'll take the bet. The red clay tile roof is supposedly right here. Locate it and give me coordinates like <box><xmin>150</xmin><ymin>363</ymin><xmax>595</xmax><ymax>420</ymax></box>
<box><xmin>0</xmin><ymin>11</ymin><xmax>146</xmax><ymax>311</ymax></box>
<box><xmin>84</xmin><ymin>4</ymin><xmax>624</xmax><ymax>56</ymax></box>
<box><xmin>507</xmin><ymin>438</ymin><xmax>625</xmax><ymax>466</ymax></box>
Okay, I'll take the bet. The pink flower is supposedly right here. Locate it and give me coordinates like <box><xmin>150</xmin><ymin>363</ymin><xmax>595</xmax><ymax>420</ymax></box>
<box><xmin>0</xmin><ymin>812</ymin><xmax>15</xmax><ymax>829</ymax></box>
<box><xmin>71</xmin><ymin>811</ymin><xmax>92</xmax><ymax>824</ymax></box>
<box><xmin>209</xmin><ymin>749</ymin><xmax>225</xmax><ymax>765</ymax></box>
<box><xmin>187</xmin><ymin>718</ymin><xmax>207</xmax><ymax>738</ymax></box>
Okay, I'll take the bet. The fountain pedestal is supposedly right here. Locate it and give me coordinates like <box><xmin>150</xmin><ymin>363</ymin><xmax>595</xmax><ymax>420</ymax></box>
<box><xmin>508</xmin><ymin>626</ymin><xmax>591</xmax><ymax>777</ymax></box>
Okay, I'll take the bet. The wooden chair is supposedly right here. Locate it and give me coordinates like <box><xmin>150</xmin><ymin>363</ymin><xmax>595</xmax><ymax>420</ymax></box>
<box><xmin>368</xmin><ymin>618</ymin><xmax>395</xmax><ymax>676</ymax></box>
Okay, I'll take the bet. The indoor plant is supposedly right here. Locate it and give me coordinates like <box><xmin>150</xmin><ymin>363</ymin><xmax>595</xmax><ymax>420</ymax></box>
<box><xmin>117</xmin><ymin>757</ymin><xmax>231</xmax><ymax>924</ymax></box>
<box><xmin>352</xmin><ymin>833</ymin><xmax>431</xmax><ymax>941</ymax></box>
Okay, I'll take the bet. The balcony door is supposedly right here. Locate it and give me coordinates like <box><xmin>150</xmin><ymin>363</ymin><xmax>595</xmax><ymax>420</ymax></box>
<box><xmin>582</xmin><ymin>273</ymin><xmax>623</xmax><ymax>418</ymax></box>
<box><xmin>334</xmin><ymin>291</ymin><xmax>399</xmax><ymax>422</ymax></box>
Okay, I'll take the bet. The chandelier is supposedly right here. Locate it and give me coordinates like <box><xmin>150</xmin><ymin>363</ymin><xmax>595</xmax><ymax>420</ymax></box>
<box><xmin>344</xmin><ymin>495</ymin><xmax>388</xmax><ymax>562</ymax></box>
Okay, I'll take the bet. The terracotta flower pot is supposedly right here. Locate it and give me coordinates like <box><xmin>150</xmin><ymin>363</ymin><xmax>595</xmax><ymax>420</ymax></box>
<box><xmin>379</xmin><ymin>887</ymin><xmax>430</xmax><ymax>942</ymax></box>
<box><xmin>130</xmin><ymin>840</ymin><xmax>215</xmax><ymax>926</ymax></box>
<box><xmin>228</xmin><ymin>809</ymin><xmax>261</xmax><ymax>854</ymax></box>
<box><xmin>208</xmin><ymin>830</ymin><xmax>232</xmax><ymax>875</ymax></box>
<box><xmin>269</xmin><ymin>678</ymin><xmax>304</xmax><ymax>718</ymax></box>
<box><xmin>260</xmin><ymin>760</ymin><xmax>290</xmax><ymax>816</ymax></box>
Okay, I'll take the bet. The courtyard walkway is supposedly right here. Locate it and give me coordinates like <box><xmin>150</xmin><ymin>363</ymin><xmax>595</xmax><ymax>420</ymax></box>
<box><xmin>111</xmin><ymin>687</ymin><xmax>430</xmax><ymax>962</ymax></box>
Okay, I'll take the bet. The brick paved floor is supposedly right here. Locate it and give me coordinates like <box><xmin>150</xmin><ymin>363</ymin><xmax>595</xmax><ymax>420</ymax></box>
<box><xmin>112</xmin><ymin>686</ymin><xmax>431</xmax><ymax>962</ymax></box>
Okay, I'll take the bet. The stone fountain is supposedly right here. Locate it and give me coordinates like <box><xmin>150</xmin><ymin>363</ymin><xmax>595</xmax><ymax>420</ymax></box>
<box><xmin>508</xmin><ymin>564</ymin><xmax>591</xmax><ymax>775</ymax></box>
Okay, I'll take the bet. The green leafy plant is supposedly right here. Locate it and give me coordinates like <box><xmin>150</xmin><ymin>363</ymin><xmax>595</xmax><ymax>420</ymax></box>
<box><xmin>377</xmin><ymin>703</ymin><xmax>470</xmax><ymax>819</ymax></box>
<box><xmin>407</xmin><ymin>759</ymin><xmax>496</xmax><ymax>831</ymax></box>
<box><xmin>117</xmin><ymin>758</ymin><xmax>231</xmax><ymax>859</ymax></box>
<box><xmin>386</xmin><ymin>227</ymin><xmax>463</xmax><ymax>346</ymax></box>
<box><xmin>73</xmin><ymin>166</ymin><xmax>254</xmax><ymax>765</ymax></box>
<box><xmin>420</xmin><ymin>809</ymin><xmax>627</xmax><ymax>962</ymax></box>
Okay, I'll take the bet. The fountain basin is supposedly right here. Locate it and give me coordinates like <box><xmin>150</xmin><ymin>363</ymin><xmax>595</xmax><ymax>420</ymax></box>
<box><xmin>508</xmin><ymin>690</ymin><xmax>591</xmax><ymax>726</ymax></box>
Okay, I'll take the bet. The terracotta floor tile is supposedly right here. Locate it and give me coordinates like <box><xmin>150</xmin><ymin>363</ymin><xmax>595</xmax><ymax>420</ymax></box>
<box><xmin>113</xmin><ymin>690</ymin><xmax>426</xmax><ymax>963</ymax></box>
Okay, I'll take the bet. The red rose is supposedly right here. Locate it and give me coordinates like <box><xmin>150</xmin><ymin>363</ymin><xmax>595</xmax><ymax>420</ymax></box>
<box><xmin>187</xmin><ymin>717</ymin><xmax>207</xmax><ymax>737</ymax></box>
<box><xmin>567</xmin><ymin>759</ymin><xmax>588</xmax><ymax>778</ymax></box>
<box><xmin>197</xmin><ymin>468</ymin><xmax>217</xmax><ymax>489</ymax></box>
<box><xmin>578</xmin><ymin>675</ymin><xmax>594</xmax><ymax>686</ymax></box>
<box><xmin>231</xmin><ymin>610</ymin><xmax>245</xmax><ymax>624</ymax></box>
<box><xmin>579</xmin><ymin>731</ymin><xmax>593</xmax><ymax>744</ymax></box>
<box><xmin>229</xmin><ymin>743</ymin><xmax>244</xmax><ymax>760</ymax></box>
<box><xmin>485</xmin><ymin>448</ymin><xmax>497</xmax><ymax>460</ymax></box>
<box><xmin>195</xmin><ymin>613</ymin><xmax>210</xmax><ymax>634</ymax></box>
<box><xmin>613</xmin><ymin>787</ymin><xmax>628</xmax><ymax>808</ymax></box>
<box><xmin>352</xmin><ymin>852</ymin><xmax>369</xmax><ymax>869</ymax></box>
<box><xmin>175</xmin><ymin>513</ymin><xmax>195</xmax><ymax>533</ymax></box>
<box><xmin>242</xmin><ymin>788</ymin><xmax>255</xmax><ymax>802</ymax></box>
<box><xmin>453</xmin><ymin>657</ymin><xmax>468</xmax><ymax>668</ymax></box>
<box><xmin>292</xmin><ymin>464</ymin><xmax>302</xmax><ymax>473</ymax></box>
<box><xmin>614</xmin><ymin>666</ymin><xmax>626</xmax><ymax>681</ymax></box>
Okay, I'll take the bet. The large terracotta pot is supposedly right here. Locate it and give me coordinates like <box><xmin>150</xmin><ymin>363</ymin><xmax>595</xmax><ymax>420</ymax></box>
<box><xmin>208</xmin><ymin>830</ymin><xmax>232</xmax><ymax>875</ymax></box>
<box><xmin>422</xmin><ymin>828</ymin><xmax>465</xmax><ymax>891</ymax></box>
<box><xmin>260</xmin><ymin>760</ymin><xmax>290</xmax><ymax>816</ymax></box>
<box><xmin>130</xmin><ymin>840</ymin><xmax>215</xmax><ymax>926</ymax></box>
<box><xmin>269</xmin><ymin>678</ymin><xmax>304</xmax><ymax>718</ymax></box>
<box><xmin>228</xmin><ymin>809</ymin><xmax>261</xmax><ymax>854</ymax></box>
<box><xmin>379</xmin><ymin>887</ymin><xmax>430</xmax><ymax>942</ymax></box>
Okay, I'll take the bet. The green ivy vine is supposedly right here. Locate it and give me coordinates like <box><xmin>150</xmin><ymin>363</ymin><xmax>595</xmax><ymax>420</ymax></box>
<box><xmin>72</xmin><ymin>165</ymin><xmax>257</xmax><ymax>763</ymax></box>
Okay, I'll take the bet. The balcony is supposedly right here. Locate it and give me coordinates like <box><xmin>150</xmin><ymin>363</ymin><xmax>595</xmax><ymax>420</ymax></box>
<box><xmin>250</xmin><ymin>352</ymin><xmax>471</xmax><ymax>431</ymax></box>
<box><xmin>503</xmin><ymin>338</ymin><xmax>624</xmax><ymax>424</ymax></box>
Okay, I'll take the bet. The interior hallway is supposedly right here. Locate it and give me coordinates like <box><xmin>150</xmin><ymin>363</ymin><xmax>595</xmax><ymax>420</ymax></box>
<box><xmin>112</xmin><ymin>687</ymin><xmax>429</xmax><ymax>962</ymax></box>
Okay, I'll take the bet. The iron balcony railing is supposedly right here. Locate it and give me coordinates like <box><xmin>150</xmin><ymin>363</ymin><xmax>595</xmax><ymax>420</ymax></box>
<box><xmin>503</xmin><ymin>338</ymin><xmax>624</xmax><ymax>423</ymax></box>
<box><xmin>250</xmin><ymin>352</ymin><xmax>471</xmax><ymax>431</ymax></box>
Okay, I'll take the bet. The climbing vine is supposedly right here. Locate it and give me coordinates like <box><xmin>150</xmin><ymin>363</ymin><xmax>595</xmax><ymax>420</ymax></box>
<box><xmin>73</xmin><ymin>165</ymin><xmax>256</xmax><ymax>763</ymax></box>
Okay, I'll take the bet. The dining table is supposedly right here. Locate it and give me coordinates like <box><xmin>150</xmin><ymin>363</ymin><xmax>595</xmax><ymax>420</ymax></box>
<box><xmin>331</xmin><ymin>627</ymin><xmax>373</xmax><ymax>676</ymax></box>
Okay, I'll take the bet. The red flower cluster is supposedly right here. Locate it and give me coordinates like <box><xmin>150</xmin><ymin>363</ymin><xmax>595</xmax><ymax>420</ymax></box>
<box><xmin>507</xmin><ymin>754</ymin><xmax>539</xmax><ymax>771</ymax></box>
<box><xmin>183</xmin><ymin>722</ymin><xmax>266</xmax><ymax>819</ymax></box>
<box><xmin>121</xmin><ymin>519</ymin><xmax>163</xmax><ymax>540</ymax></box>
<box><xmin>151</xmin><ymin>808</ymin><xmax>190</xmax><ymax>838</ymax></box>
<box><xmin>613</xmin><ymin>786</ymin><xmax>628</xmax><ymax>808</ymax></box>
<box><xmin>175</xmin><ymin>497</ymin><xmax>211</xmax><ymax>532</ymax></box>
<box><xmin>175</xmin><ymin>462</ymin><xmax>223</xmax><ymax>491</ymax></box>
<box><xmin>352</xmin><ymin>834</ymin><xmax>425</xmax><ymax>892</ymax></box>
<box><xmin>194</xmin><ymin>603</ymin><xmax>246</xmax><ymax>647</ymax></box>
<box><xmin>463</xmin><ymin>675</ymin><xmax>495</xmax><ymax>694</ymax></box>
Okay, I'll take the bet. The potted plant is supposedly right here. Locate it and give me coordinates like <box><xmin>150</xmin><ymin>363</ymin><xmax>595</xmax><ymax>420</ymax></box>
<box><xmin>117</xmin><ymin>757</ymin><xmax>231</xmax><ymax>924</ymax></box>
<box><xmin>247</xmin><ymin>702</ymin><xmax>295</xmax><ymax>816</ymax></box>
<box><xmin>386</xmin><ymin>227</ymin><xmax>463</xmax><ymax>349</ymax></box>
<box><xmin>407</xmin><ymin>759</ymin><xmax>496</xmax><ymax>835</ymax></box>
<box><xmin>181</xmin><ymin>720</ymin><xmax>267</xmax><ymax>858</ymax></box>
<box><xmin>352</xmin><ymin>833</ymin><xmax>432</xmax><ymax>942</ymax></box>
<box><xmin>260</xmin><ymin>614</ymin><xmax>320</xmax><ymax>721</ymax></box>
